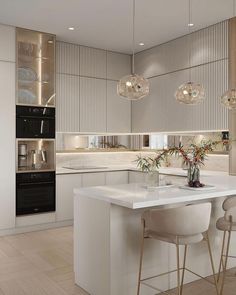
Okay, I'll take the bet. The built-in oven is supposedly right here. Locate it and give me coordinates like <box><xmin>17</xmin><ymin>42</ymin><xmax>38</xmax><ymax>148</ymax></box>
<box><xmin>16</xmin><ymin>106</ymin><xmax>55</xmax><ymax>139</ymax></box>
<box><xmin>16</xmin><ymin>172</ymin><xmax>55</xmax><ymax>216</ymax></box>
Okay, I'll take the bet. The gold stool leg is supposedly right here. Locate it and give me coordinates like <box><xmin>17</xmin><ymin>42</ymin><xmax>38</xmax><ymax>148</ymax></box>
<box><xmin>217</xmin><ymin>231</ymin><xmax>226</xmax><ymax>283</ymax></box>
<box><xmin>180</xmin><ymin>245</ymin><xmax>187</xmax><ymax>295</ymax></box>
<box><xmin>176</xmin><ymin>240</ymin><xmax>181</xmax><ymax>295</ymax></box>
<box><xmin>220</xmin><ymin>230</ymin><xmax>232</xmax><ymax>295</ymax></box>
<box><xmin>205</xmin><ymin>231</ymin><xmax>219</xmax><ymax>295</ymax></box>
<box><xmin>137</xmin><ymin>220</ymin><xmax>145</xmax><ymax>295</ymax></box>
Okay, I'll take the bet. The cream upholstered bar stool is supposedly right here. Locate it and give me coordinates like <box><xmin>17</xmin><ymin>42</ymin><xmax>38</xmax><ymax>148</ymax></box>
<box><xmin>137</xmin><ymin>203</ymin><xmax>219</xmax><ymax>295</ymax></box>
<box><xmin>216</xmin><ymin>196</ymin><xmax>236</xmax><ymax>295</ymax></box>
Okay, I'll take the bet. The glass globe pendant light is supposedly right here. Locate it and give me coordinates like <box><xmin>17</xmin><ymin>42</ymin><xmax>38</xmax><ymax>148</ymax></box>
<box><xmin>117</xmin><ymin>0</ymin><xmax>150</xmax><ymax>100</ymax></box>
<box><xmin>221</xmin><ymin>89</ymin><xmax>236</xmax><ymax>109</ymax></box>
<box><xmin>175</xmin><ymin>0</ymin><xmax>205</xmax><ymax>105</ymax></box>
<box><xmin>220</xmin><ymin>1</ymin><xmax>236</xmax><ymax>110</ymax></box>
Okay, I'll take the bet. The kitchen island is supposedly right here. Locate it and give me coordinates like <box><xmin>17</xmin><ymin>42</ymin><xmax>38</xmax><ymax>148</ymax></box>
<box><xmin>74</xmin><ymin>174</ymin><xmax>236</xmax><ymax>295</ymax></box>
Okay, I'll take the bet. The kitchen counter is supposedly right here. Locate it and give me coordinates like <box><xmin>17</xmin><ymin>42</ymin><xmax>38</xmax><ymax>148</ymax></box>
<box><xmin>74</xmin><ymin>174</ymin><xmax>236</xmax><ymax>295</ymax></box>
<box><xmin>74</xmin><ymin>174</ymin><xmax>233</xmax><ymax>209</ymax></box>
<box><xmin>57</xmin><ymin>165</ymin><xmax>227</xmax><ymax>176</ymax></box>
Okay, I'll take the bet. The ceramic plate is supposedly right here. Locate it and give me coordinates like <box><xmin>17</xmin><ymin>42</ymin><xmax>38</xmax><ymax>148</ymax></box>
<box><xmin>18</xmin><ymin>89</ymin><xmax>36</xmax><ymax>104</ymax></box>
<box><xmin>179</xmin><ymin>185</ymin><xmax>216</xmax><ymax>191</ymax></box>
<box><xmin>143</xmin><ymin>184</ymin><xmax>175</xmax><ymax>190</ymax></box>
<box><xmin>18</xmin><ymin>67</ymin><xmax>37</xmax><ymax>83</ymax></box>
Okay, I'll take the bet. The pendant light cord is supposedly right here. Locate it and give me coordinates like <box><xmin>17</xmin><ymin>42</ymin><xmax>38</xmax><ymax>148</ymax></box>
<box><xmin>132</xmin><ymin>0</ymin><xmax>135</xmax><ymax>75</ymax></box>
<box><xmin>234</xmin><ymin>0</ymin><xmax>235</xmax><ymax>17</ymax></box>
<box><xmin>188</xmin><ymin>0</ymin><xmax>192</xmax><ymax>82</ymax></box>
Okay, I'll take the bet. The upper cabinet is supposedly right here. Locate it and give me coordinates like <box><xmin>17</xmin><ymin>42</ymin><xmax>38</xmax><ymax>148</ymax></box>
<box><xmin>80</xmin><ymin>77</ymin><xmax>106</xmax><ymax>132</ymax></box>
<box><xmin>56</xmin><ymin>41</ymin><xmax>132</xmax><ymax>133</ymax></box>
<box><xmin>132</xmin><ymin>21</ymin><xmax>229</xmax><ymax>133</ymax></box>
<box><xmin>107</xmin><ymin>52</ymin><xmax>131</xmax><ymax>80</ymax></box>
<box><xmin>16</xmin><ymin>28</ymin><xmax>55</xmax><ymax>107</ymax></box>
<box><xmin>0</xmin><ymin>25</ymin><xmax>15</xmax><ymax>62</ymax></box>
<box><xmin>80</xmin><ymin>46</ymin><xmax>106</xmax><ymax>78</ymax></box>
<box><xmin>107</xmin><ymin>80</ymin><xmax>131</xmax><ymax>133</ymax></box>
<box><xmin>56</xmin><ymin>73</ymin><xmax>80</xmax><ymax>132</ymax></box>
<box><xmin>56</xmin><ymin>42</ymin><xmax>80</xmax><ymax>75</ymax></box>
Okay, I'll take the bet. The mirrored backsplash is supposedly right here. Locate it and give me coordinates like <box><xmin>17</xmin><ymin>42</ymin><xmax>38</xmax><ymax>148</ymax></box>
<box><xmin>56</xmin><ymin>132</ymin><xmax>229</xmax><ymax>154</ymax></box>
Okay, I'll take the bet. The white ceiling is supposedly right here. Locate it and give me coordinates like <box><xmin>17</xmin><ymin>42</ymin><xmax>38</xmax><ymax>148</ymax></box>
<box><xmin>0</xmin><ymin>0</ymin><xmax>234</xmax><ymax>54</ymax></box>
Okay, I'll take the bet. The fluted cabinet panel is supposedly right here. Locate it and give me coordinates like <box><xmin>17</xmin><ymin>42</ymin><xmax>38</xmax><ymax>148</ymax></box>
<box><xmin>107</xmin><ymin>52</ymin><xmax>131</xmax><ymax>80</ymax></box>
<box><xmin>189</xmin><ymin>60</ymin><xmax>228</xmax><ymax>131</ymax></box>
<box><xmin>56</xmin><ymin>41</ymin><xmax>80</xmax><ymax>75</ymax></box>
<box><xmin>107</xmin><ymin>81</ymin><xmax>131</xmax><ymax>133</ymax></box>
<box><xmin>132</xmin><ymin>60</ymin><xmax>228</xmax><ymax>133</ymax></box>
<box><xmin>80</xmin><ymin>46</ymin><xmax>106</xmax><ymax>78</ymax></box>
<box><xmin>190</xmin><ymin>20</ymin><xmax>228</xmax><ymax>67</ymax></box>
<box><xmin>131</xmin><ymin>74</ymin><xmax>171</xmax><ymax>132</ymax></box>
<box><xmin>80</xmin><ymin>77</ymin><xmax>106</xmax><ymax>132</ymax></box>
<box><xmin>56</xmin><ymin>74</ymin><xmax>80</xmax><ymax>132</ymax></box>
<box><xmin>135</xmin><ymin>21</ymin><xmax>228</xmax><ymax>79</ymax></box>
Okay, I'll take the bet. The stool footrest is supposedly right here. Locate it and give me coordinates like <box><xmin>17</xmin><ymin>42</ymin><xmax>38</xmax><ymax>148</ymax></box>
<box><xmin>140</xmin><ymin>267</ymin><xmax>216</xmax><ymax>293</ymax></box>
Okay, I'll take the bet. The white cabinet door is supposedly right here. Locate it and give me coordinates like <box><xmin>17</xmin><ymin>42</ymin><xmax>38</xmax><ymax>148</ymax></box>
<box><xmin>56</xmin><ymin>73</ymin><xmax>80</xmax><ymax>132</ymax></box>
<box><xmin>0</xmin><ymin>61</ymin><xmax>15</xmax><ymax>229</ymax></box>
<box><xmin>132</xmin><ymin>74</ymin><xmax>170</xmax><ymax>133</ymax></box>
<box><xmin>105</xmin><ymin>171</ymin><xmax>129</xmax><ymax>185</ymax></box>
<box><xmin>82</xmin><ymin>172</ymin><xmax>106</xmax><ymax>187</ymax></box>
<box><xmin>56</xmin><ymin>41</ymin><xmax>80</xmax><ymax>75</ymax></box>
<box><xmin>56</xmin><ymin>174</ymin><xmax>82</xmax><ymax>221</ymax></box>
<box><xmin>107</xmin><ymin>81</ymin><xmax>131</xmax><ymax>133</ymax></box>
<box><xmin>107</xmin><ymin>52</ymin><xmax>131</xmax><ymax>80</ymax></box>
<box><xmin>80</xmin><ymin>46</ymin><xmax>106</xmax><ymax>78</ymax></box>
<box><xmin>80</xmin><ymin>77</ymin><xmax>106</xmax><ymax>132</ymax></box>
<box><xmin>0</xmin><ymin>25</ymin><xmax>15</xmax><ymax>62</ymax></box>
<box><xmin>128</xmin><ymin>171</ymin><xmax>146</xmax><ymax>183</ymax></box>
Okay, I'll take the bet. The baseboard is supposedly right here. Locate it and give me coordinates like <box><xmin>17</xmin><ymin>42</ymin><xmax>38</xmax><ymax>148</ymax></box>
<box><xmin>0</xmin><ymin>220</ymin><xmax>73</xmax><ymax>236</ymax></box>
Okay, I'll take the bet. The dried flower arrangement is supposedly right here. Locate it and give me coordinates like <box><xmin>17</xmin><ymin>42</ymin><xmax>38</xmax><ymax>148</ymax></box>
<box><xmin>136</xmin><ymin>140</ymin><xmax>226</xmax><ymax>187</ymax></box>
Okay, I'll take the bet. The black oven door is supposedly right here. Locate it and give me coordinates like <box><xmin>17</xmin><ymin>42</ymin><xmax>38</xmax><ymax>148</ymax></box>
<box><xmin>16</xmin><ymin>117</ymin><xmax>55</xmax><ymax>138</ymax></box>
<box><xmin>16</xmin><ymin>174</ymin><xmax>55</xmax><ymax>215</ymax></box>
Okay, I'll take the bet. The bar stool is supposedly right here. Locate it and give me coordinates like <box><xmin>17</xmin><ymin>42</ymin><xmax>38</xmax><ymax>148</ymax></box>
<box><xmin>137</xmin><ymin>203</ymin><xmax>219</xmax><ymax>295</ymax></box>
<box><xmin>216</xmin><ymin>196</ymin><xmax>236</xmax><ymax>295</ymax></box>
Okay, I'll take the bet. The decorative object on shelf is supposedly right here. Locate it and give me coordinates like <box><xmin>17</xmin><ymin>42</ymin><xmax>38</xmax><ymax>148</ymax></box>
<box><xmin>18</xmin><ymin>67</ymin><xmax>38</xmax><ymax>84</ymax></box>
<box><xmin>136</xmin><ymin>140</ymin><xmax>225</xmax><ymax>188</ymax></box>
<box><xmin>18</xmin><ymin>89</ymin><xmax>37</xmax><ymax>104</ymax></box>
<box><xmin>117</xmin><ymin>0</ymin><xmax>149</xmax><ymax>100</ymax></box>
<box><xmin>220</xmin><ymin>89</ymin><xmax>236</xmax><ymax>109</ymax></box>
<box><xmin>175</xmin><ymin>0</ymin><xmax>205</xmax><ymax>105</ymax></box>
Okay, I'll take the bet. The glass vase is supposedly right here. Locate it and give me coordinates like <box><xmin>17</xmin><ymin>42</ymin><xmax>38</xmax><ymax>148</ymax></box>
<box><xmin>187</xmin><ymin>163</ymin><xmax>200</xmax><ymax>186</ymax></box>
<box><xmin>146</xmin><ymin>171</ymin><xmax>159</xmax><ymax>187</ymax></box>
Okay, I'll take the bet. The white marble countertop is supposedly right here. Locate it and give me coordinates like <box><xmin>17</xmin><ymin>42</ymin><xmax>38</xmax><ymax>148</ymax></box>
<box><xmin>57</xmin><ymin>165</ymin><xmax>227</xmax><ymax>177</ymax></box>
<box><xmin>74</xmin><ymin>174</ymin><xmax>236</xmax><ymax>209</ymax></box>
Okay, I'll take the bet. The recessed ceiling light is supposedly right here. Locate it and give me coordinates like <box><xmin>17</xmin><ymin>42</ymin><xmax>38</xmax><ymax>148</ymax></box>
<box><xmin>188</xmin><ymin>23</ymin><xmax>194</xmax><ymax>27</ymax></box>
<box><xmin>139</xmin><ymin>42</ymin><xmax>145</xmax><ymax>46</ymax></box>
<box><xmin>68</xmin><ymin>27</ymin><xmax>75</xmax><ymax>31</ymax></box>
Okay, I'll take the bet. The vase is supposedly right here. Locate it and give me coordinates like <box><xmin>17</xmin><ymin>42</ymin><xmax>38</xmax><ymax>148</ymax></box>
<box><xmin>146</xmin><ymin>171</ymin><xmax>159</xmax><ymax>187</ymax></box>
<box><xmin>187</xmin><ymin>163</ymin><xmax>200</xmax><ymax>186</ymax></box>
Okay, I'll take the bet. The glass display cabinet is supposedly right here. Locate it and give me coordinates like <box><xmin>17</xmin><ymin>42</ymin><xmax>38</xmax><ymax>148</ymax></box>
<box><xmin>16</xmin><ymin>28</ymin><xmax>55</xmax><ymax>107</ymax></box>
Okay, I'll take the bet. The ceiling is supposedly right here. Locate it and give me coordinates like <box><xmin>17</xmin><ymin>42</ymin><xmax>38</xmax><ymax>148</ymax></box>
<box><xmin>0</xmin><ymin>0</ymin><xmax>234</xmax><ymax>54</ymax></box>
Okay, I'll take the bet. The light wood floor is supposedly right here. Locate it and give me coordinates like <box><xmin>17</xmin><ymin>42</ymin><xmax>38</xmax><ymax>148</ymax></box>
<box><xmin>0</xmin><ymin>226</ymin><xmax>234</xmax><ymax>295</ymax></box>
<box><xmin>0</xmin><ymin>226</ymin><xmax>87</xmax><ymax>295</ymax></box>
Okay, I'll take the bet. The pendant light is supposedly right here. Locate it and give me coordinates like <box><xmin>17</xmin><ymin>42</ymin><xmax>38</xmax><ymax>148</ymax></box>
<box><xmin>221</xmin><ymin>0</ymin><xmax>236</xmax><ymax>109</ymax></box>
<box><xmin>175</xmin><ymin>0</ymin><xmax>205</xmax><ymax>105</ymax></box>
<box><xmin>117</xmin><ymin>0</ymin><xmax>150</xmax><ymax>100</ymax></box>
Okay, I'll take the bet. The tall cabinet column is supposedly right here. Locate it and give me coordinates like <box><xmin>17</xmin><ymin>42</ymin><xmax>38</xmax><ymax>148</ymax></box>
<box><xmin>0</xmin><ymin>25</ymin><xmax>16</xmax><ymax>229</ymax></box>
<box><xmin>229</xmin><ymin>17</ymin><xmax>236</xmax><ymax>175</ymax></box>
